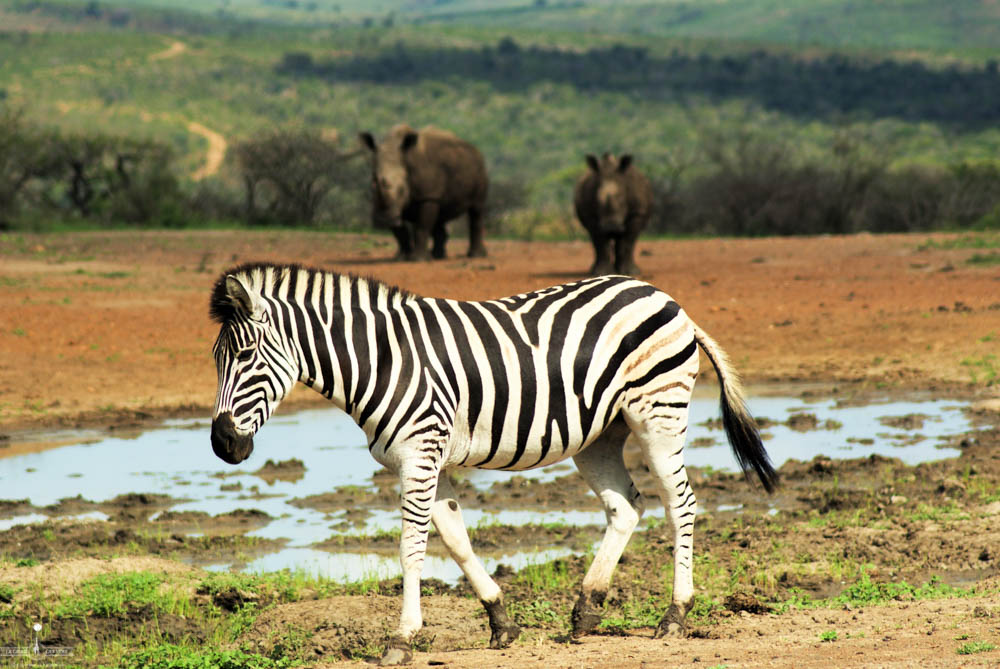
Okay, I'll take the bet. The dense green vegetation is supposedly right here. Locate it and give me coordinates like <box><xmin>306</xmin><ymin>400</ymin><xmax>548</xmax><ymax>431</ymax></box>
<box><xmin>413</xmin><ymin>0</ymin><xmax>1000</xmax><ymax>56</ymax></box>
<box><xmin>14</xmin><ymin>0</ymin><xmax>1000</xmax><ymax>55</ymax></box>
<box><xmin>1</xmin><ymin>0</ymin><xmax>1000</xmax><ymax>237</ymax></box>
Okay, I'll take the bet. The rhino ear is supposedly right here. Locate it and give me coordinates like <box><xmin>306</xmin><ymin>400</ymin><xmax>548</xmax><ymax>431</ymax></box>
<box><xmin>401</xmin><ymin>131</ymin><xmax>418</xmax><ymax>152</ymax></box>
<box><xmin>359</xmin><ymin>132</ymin><xmax>377</xmax><ymax>152</ymax></box>
<box><xmin>225</xmin><ymin>275</ymin><xmax>260</xmax><ymax>318</ymax></box>
<box><xmin>618</xmin><ymin>154</ymin><xmax>633</xmax><ymax>172</ymax></box>
<box><xmin>585</xmin><ymin>154</ymin><xmax>599</xmax><ymax>172</ymax></box>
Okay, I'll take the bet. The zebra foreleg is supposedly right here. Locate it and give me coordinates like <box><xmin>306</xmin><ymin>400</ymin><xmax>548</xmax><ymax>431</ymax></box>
<box><xmin>432</xmin><ymin>475</ymin><xmax>520</xmax><ymax>649</ymax></box>
<box><xmin>570</xmin><ymin>420</ymin><xmax>644</xmax><ymax>637</ymax></box>
<box><xmin>380</xmin><ymin>457</ymin><xmax>441</xmax><ymax>665</ymax></box>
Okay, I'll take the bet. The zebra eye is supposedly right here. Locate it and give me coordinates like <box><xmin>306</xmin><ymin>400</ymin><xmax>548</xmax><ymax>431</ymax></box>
<box><xmin>236</xmin><ymin>348</ymin><xmax>254</xmax><ymax>363</ymax></box>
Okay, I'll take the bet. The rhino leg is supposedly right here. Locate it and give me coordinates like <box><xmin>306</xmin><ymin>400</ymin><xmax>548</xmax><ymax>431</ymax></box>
<box><xmin>614</xmin><ymin>215</ymin><xmax>647</xmax><ymax>276</ymax></box>
<box><xmin>392</xmin><ymin>226</ymin><xmax>414</xmax><ymax>261</ymax></box>
<box><xmin>408</xmin><ymin>202</ymin><xmax>438</xmax><ymax>261</ymax></box>
<box><xmin>467</xmin><ymin>206</ymin><xmax>487</xmax><ymax>258</ymax></box>
<box><xmin>589</xmin><ymin>229</ymin><xmax>616</xmax><ymax>276</ymax></box>
<box><xmin>432</xmin><ymin>220</ymin><xmax>448</xmax><ymax>260</ymax></box>
<box><xmin>614</xmin><ymin>235</ymin><xmax>640</xmax><ymax>276</ymax></box>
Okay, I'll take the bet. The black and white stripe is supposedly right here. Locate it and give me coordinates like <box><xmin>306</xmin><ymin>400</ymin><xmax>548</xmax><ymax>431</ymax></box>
<box><xmin>209</xmin><ymin>262</ymin><xmax>776</xmax><ymax>656</ymax></box>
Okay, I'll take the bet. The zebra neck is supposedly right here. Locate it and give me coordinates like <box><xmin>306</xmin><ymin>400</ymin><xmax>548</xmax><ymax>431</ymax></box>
<box><xmin>287</xmin><ymin>271</ymin><xmax>413</xmax><ymax>432</ymax></box>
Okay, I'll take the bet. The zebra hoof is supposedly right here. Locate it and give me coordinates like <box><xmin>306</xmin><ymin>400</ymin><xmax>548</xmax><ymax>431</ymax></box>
<box><xmin>570</xmin><ymin>591</ymin><xmax>606</xmax><ymax>637</ymax></box>
<box><xmin>654</xmin><ymin>604</ymin><xmax>687</xmax><ymax>639</ymax></box>
<box><xmin>489</xmin><ymin>621</ymin><xmax>521</xmax><ymax>649</ymax></box>
<box><xmin>655</xmin><ymin>620</ymin><xmax>685</xmax><ymax>638</ymax></box>
<box><xmin>570</xmin><ymin>610</ymin><xmax>602</xmax><ymax>637</ymax></box>
<box><xmin>570</xmin><ymin>603</ymin><xmax>602</xmax><ymax>637</ymax></box>
<box><xmin>377</xmin><ymin>638</ymin><xmax>413</xmax><ymax>665</ymax></box>
<box><xmin>483</xmin><ymin>598</ymin><xmax>521</xmax><ymax>649</ymax></box>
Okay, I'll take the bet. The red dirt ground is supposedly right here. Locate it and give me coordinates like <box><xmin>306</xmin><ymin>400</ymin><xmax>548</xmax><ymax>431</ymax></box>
<box><xmin>1</xmin><ymin>229</ymin><xmax>997</xmax><ymax>434</ymax></box>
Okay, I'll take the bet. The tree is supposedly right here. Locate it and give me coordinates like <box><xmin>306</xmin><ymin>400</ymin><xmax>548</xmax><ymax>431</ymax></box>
<box><xmin>233</xmin><ymin>127</ymin><xmax>363</xmax><ymax>226</ymax></box>
<box><xmin>0</xmin><ymin>107</ymin><xmax>61</xmax><ymax>227</ymax></box>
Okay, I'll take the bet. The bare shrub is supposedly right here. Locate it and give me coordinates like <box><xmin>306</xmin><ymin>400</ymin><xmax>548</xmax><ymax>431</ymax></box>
<box><xmin>233</xmin><ymin>128</ymin><xmax>364</xmax><ymax>226</ymax></box>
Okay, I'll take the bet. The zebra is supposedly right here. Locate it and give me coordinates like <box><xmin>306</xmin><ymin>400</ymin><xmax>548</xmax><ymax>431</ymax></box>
<box><xmin>209</xmin><ymin>262</ymin><xmax>777</xmax><ymax>665</ymax></box>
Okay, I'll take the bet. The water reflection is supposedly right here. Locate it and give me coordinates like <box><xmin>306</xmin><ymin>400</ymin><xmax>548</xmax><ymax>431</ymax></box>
<box><xmin>202</xmin><ymin>545</ymin><xmax>582</xmax><ymax>585</ymax></box>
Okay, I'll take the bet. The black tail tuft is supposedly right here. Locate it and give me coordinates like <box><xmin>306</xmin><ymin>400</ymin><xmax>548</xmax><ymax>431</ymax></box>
<box><xmin>693</xmin><ymin>323</ymin><xmax>778</xmax><ymax>494</ymax></box>
<box><xmin>720</xmin><ymin>392</ymin><xmax>778</xmax><ymax>494</ymax></box>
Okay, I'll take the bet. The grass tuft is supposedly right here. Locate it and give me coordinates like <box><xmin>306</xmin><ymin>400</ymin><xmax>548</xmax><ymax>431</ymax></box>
<box><xmin>956</xmin><ymin>640</ymin><xmax>996</xmax><ymax>655</ymax></box>
<box><xmin>119</xmin><ymin>643</ymin><xmax>295</xmax><ymax>669</ymax></box>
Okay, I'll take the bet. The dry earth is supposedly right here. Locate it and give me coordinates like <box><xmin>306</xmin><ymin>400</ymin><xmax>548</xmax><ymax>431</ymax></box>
<box><xmin>1</xmin><ymin>229</ymin><xmax>999</xmax><ymax>667</ymax></box>
<box><xmin>1</xmin><ymin>229</ymin><xmax>998</xmax><ymax>433</ymax></box>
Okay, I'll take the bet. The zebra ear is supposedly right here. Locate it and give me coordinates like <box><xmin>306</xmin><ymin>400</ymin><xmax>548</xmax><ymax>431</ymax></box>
<box><xmin>225</xmin><ymin>275</ymin><xmax>259</xmax><ymax>317</ymax></box>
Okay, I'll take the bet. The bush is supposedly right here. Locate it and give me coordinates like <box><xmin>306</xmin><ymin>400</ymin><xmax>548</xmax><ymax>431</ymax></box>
<box><xmin>943</xmin><ymin>161</ymin><xmax>1000</xmax><ymax>227</ymax></box>
<box><xmin>0</xmin><ymin>107</ymin><xmax>63</xmax><ymax>228</ymax></box>
<box><xmin>0</xmin><ymin>108</ymin><xmax>189</xmax><ymax>228</ymax></box>
<box><xmin>232</xmin><ymin>127</ymin><xmax>366</xmax><ymax>227</ymax></box>
<box><xmin>674</xmin><ymin>125</ymin><xmax>887</xmax><ymax>237</ymax></box>
<box><xmin>858</xmin><ymin>165</ymin><xmax>946</xmax><ymax>233</ymax></box>
<box><xmin>485</xmin><ymin>176</ymin><xmax>530</xmax><ymax>233</ymax></box>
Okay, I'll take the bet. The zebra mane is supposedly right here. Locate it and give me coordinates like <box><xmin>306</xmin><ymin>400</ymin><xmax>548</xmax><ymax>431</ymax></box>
<box><xmin>209</xmin><ymin>261</ymin><xmax>410</xmax><ymax>324</ymax></box>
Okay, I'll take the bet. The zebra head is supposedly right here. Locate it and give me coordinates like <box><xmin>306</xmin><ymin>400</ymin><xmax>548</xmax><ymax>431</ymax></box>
<box><xmin>209</xmin><ymin>270</ymin><xmax>298</xmax><ymax>465</ymax></box>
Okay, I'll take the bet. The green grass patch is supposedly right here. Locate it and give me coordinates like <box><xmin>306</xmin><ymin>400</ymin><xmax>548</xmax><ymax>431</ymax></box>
<box><xmin>507</xmin><ymin>598</ymin><xmax>561</xmax><ymax>628</ymax></box>
<box><xmin>0</xmin><ymin>582</ymin><xmax>16</xmax><ymax>604</ymax></box>
<box><xmin>598</xmin><ymin>595</ymin><xmax>664</xmax><ymax>633</ymax></box>
<box><xmin>771</xmin><ymin>588</ymin><xmax>819</xmax><ymax>614</ymax></box>
<box><xmin>513</xmin><ymin>558</ymin><xmax>576</xmax><ymax>593</ymax></box>
<box><xmin>961</xmin><ymin>354</ymin><xmax>998</xmax><ymax>386</ymax></box>
<box><xmin>196</xmin><ymin>569</ymin><xmax>315</xmax><ymax>607</ymax></box>
<box><xmin>956</xmin><ymin>640</ymin><xmax>996</xmax><ymax>655</ymax></box>
<box><xmin>966</xmin><ymin>252</ymin><xmax>1000</xmax><ymax>266</ymax></box>
<box><xmin>769</xmin><ymin>571</ymin><xmax>980</xmax><ymax>614</ymax></box>
<box><xmin>54</xmin><ymin>571</ymin><xmax>193</xmax><ymax>618</ymax></box>
<box><xmin>834</xmin><ymin>572</ymin><xmax>974</xmax><ymax>607</ymax></box>
<box><xmin>119</xmin><ymin>643</ymin><xmax>296</xmax><ymax>669</ymax></box>
<box><xmin>908</xmin><ymin>501</ymin><xmax>971</xmax><ymax>523</ymax></box>
<box><xmin>72</xmin><ymin>268</ymin><xmax>134</xmax><ymax>279</ymax></box>
<box><xmin>917</xmin><ymin>233</ymin><xmax>1000</xmax><ymax>251</ymax></box>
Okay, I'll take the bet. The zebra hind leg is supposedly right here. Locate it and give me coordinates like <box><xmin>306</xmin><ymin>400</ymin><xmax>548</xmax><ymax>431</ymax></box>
<box><xmin>432</xmin><ymin>474</ymin><xmax>520</xmax><ymax>649</ymax></box>
<box><xmin>569</xmin><ymin>419</ymin><xmax>644</xmax><ymax>637</ymax></box>
<box><xmin>624</xmin><ymin>396</ymin><xmax>698</xmax><ymax>639</ymax></box>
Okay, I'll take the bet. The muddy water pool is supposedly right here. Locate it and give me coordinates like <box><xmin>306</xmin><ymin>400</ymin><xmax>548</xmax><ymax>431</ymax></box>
<box><xmin>0</xmin><ymin>389</ymin><xmax>986</xmax><ymax>583</ymax></box>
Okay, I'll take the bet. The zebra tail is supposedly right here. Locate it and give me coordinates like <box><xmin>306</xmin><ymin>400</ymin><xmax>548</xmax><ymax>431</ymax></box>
<box><xmin>692</xmin><ymin>323</ymin><xmax>778</xmax><ymax>493</ymax></box>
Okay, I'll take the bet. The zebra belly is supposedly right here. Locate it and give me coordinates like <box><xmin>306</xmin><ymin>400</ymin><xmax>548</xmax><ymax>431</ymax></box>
<box><xmin>446</xmin><ymin>389</ymin><xmax>620</xmax><ymax>472</ymax></box>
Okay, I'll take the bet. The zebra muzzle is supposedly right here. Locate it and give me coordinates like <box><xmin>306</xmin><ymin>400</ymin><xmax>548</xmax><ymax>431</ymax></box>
<box><xmin>211</xmin><ymin>412</ymin><xmax>254</xmax><ymax>465</ymax></box>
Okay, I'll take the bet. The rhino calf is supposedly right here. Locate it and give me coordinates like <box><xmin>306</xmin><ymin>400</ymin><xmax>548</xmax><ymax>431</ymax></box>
<box><xmin>574</xmin><ymin>153</ymin><xmax>653</xmax><ymax>276</ymax></box>
<box><xmin>360</xmin><ymin>124</ymin><xmax>488</xmax><ymax>261</ymax></box>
